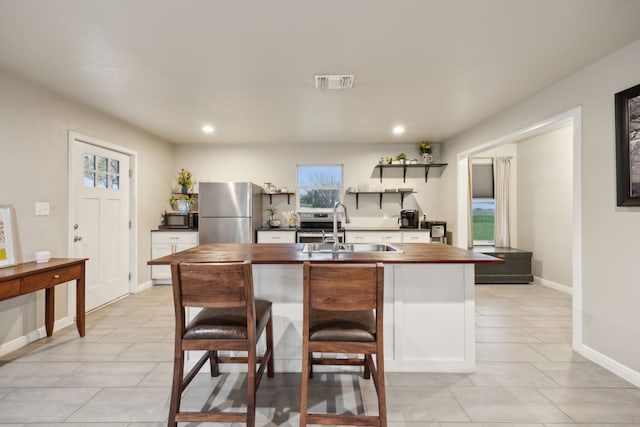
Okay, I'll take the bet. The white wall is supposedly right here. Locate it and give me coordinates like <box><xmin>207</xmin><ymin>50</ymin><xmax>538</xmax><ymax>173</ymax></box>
<box><xmin>517</xmin><ymin>125</ymin><xmax>573</xmax><ymax>287</ymax></box>
<box><xmin>441</xmin><ymin>38</ymin><xmax>640</xmax><ymax>374</ymax></box>
<box><xmin>0</xmin><ymin>70</ymin><xmax>174</xmax><ymax>347</ymax></box>
<box><xmin>175</xmin><ymin>143</ymin><xmax>449</xmax><ymax>226</ymax></box>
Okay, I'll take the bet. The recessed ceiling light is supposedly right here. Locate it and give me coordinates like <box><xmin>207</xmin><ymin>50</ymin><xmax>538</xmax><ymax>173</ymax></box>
<box><xmin>202</xmin><ymin>124</ymin><xmax>214</xmax><ymax>134</ymax></box>
<box><xmin>392</xmin><ymin>125</ymin><xmax>405</xmax><ymax>135</ymax></box>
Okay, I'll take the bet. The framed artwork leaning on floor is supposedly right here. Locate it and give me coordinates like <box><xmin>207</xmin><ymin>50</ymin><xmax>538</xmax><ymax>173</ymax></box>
<box><xmin>0</xmin><ymin>206</ymin><xmax>16</xmax><ymax>268</ymax></box>
<box><xmin>615</xmin><ymin>82</ymin><xmax>640</xmax><ymax>206</ymax></box>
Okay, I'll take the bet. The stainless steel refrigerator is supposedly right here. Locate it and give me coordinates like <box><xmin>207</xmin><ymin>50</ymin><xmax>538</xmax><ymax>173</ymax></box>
<box><xmin>198</xmin><ymin>182</ymin><xmax>263</xmax><ymax>243</ymax></box>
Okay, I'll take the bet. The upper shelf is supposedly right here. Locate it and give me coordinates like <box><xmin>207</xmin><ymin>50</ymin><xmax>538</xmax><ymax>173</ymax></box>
<box><xmin>374</xmin><ymin>163</ymin><xmax>448</xmax><ymax>183</ymax></box>
<box><xmin>262</xmin><ymin>192</ymin><xmax>295</xmax><ymax>204</ymax></box>
<box><xmin>345</xmin><ymin>190</ymin><xmax>415</xmax><ymax>209</ymax></box>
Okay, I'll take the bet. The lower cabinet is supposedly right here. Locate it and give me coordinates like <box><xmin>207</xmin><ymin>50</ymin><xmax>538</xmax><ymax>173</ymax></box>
<box><xmin>150</xmin><ymin>230</ymin><xmax>199</xmax><ymax>284</ymax></box>
<box><xmin>345</xmin><ymin>230</ymin><xmax>430</xmax><ymax>243</ymax></box>
<box><xmin>401</xmin><ymin>230</ymin><xmax>430</xmax><ymax>243</ymax></box>
<box><xmin>257</xmin><ymin>230</ymin><xmax>297</xmax><ymax>243</ymax></box>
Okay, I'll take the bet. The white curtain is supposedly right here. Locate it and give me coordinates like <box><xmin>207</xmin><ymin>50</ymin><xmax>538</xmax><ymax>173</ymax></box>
<box><xmin>493</xmin><ymin>156</ymin><xmax>511</xmax><ymax>247</ymax></box>
<box><xmin>467</xmin><ymin>158</ymin><xmax>474</xmax><ymax>249</ymax></box>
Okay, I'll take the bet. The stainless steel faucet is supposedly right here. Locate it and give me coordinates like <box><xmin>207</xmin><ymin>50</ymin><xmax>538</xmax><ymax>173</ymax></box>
<box><xmin>332</xmin><ymin>201</ymin><xmax>350</xmax><ymax>252</ymax></box>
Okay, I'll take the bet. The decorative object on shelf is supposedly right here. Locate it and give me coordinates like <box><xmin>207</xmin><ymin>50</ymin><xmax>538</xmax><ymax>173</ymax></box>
<box><xmin>284</xmin><ymin>211</ymin><xmax>297</xmax><ymax>228</ymax></box>
<box><xmin>176</xmin><ymin>199</ymin><xmax>191</xmax><ymax>214</ymax></box>
<box><xmin>615</xmin><ymin>82</ymin><xmax>640</xmax><ymax>206</ymax></box>
<box><xmin>419</xmin><ymin>141</ymin><xmax>433</xmax><ymax>164</ymax></box>
<box><xmin>177</xmin><ymin>168</ymin><xmax>193</xmax><ymax>193</ymax></box>
<box><xmin>266</xmin><ymin>207</ymin><xmax>281</xmax><ymax>228</ymax></box>
<box><xmin>379</xmin><ymin>156</ymin><xmax>392</xmax><ymax>165</ymax></box>
<box><xmin>169</xmin><ymin>194</ymin><xmax>196</xmax><ymax>212</ymax></box>
<box><xmin>0</xmin><ymin>205</ymin><xmax>17</xmax><ymax>268</ymax></box>
<box><xmin>264</xmin><ymin>182</ymin><xmax>277</xmax><ymax>194</ymax></box>
<box><xmin>393</xmin><ymin>153</ymin><xmax>407</xmax><ymax>164</ymax></box>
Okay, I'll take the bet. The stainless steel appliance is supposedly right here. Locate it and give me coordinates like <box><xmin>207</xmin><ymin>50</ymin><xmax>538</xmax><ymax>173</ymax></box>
<box><xmin>198</xmin><ymin>182</ymin><xmax>262</xmax><ymax>243</ymax></box>
<box><xmin>427</xmin><ymin>220</ymin><xmax>447</xmax><ymax>243</ymax></box>
<box><xmin>160</xmin><ymin>212</ymin><xmax>198</xmax><ymax>229</ymax></box>
<box><xmin>400</xmin><ymin>209</ymin><xmax>419</xmax><ymax>228</ymax></box>
<box><xmin>297</xmin><ymin>212</ymin><xmax>344</xmax><ymax>243</ymax></box>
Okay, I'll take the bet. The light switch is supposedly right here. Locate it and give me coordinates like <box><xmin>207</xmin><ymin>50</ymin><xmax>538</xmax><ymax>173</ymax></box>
<box><xmin>35</xmin><ymin>202</ymin><xmax>50</xmax><ymax>216</ymax></box>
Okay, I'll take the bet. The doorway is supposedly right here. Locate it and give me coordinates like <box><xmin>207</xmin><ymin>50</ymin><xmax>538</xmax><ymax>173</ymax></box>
<box><xmin>456</xmin><ymin>107</ymin><xmax>582</xmax><ymax>347</ymax></box>
<box><xmin>68</xmin><ymin>131</ymin><xmax>138</xmax><ymax>312</ymax></box>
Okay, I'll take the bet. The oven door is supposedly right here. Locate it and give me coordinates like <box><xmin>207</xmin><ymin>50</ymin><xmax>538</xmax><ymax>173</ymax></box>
<box><xmin>297</xmin><ymin>231</ymin><xmax>344</xmax><ymax>243</ymax></box>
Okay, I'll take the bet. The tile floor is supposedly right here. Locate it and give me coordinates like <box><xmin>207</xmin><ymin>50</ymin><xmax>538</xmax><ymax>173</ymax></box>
<box><xmin>0</xmin><ymin>283</ymin><xmax>639</xmax><ymax>426</ymax></box>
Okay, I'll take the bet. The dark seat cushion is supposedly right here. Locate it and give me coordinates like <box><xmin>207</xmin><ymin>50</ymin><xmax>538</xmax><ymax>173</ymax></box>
<box><xmin>309</xmin><ymin>309</ymin><xmax>376</xmax><ymax>342</ymax></box>
<box><xmin>183</xmin><ymin>299</ymin><xmax>272</xmax><ymax>340</ymax></box>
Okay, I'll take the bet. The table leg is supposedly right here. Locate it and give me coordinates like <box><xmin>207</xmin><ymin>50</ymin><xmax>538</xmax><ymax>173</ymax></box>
<box><xmin>45</xmin><ymin>286</ymin><xmax>54</xmax><ymax>337</ymax></box>
<box><xmin>76</xmin><ymin>264</ymin><xmax>86</xmax><ymax>337</ymax></box>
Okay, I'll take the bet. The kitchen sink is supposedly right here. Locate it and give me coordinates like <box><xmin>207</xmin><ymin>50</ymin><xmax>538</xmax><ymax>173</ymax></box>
<box><xmin>302</xmin><ymin>243</ymin><xmax>403</xmax><ymax>253</ymax></box>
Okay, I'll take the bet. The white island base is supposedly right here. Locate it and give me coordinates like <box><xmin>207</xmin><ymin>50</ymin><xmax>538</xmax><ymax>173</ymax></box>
<box><xmin>246</xmin><ymin>263</ymin><xmax>476</xmax><ymax>373</ymax></box>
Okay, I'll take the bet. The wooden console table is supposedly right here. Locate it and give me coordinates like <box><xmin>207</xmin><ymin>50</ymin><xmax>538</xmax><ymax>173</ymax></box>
<box><xmin>0</xmin><ymin>258</ymin><xmax>88</xmax><ymax>337</ymax></box>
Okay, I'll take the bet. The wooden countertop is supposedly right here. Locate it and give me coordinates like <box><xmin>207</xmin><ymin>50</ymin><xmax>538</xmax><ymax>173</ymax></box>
<box><xmin>148</xmin><ymin>243</ymin><xmax>502</xmax><ymax>265</ymax></box>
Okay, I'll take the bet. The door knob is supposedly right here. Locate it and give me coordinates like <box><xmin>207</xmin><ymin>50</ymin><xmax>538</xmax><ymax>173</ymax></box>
<box><xmin>74</xmin><ymin>236</ymin><xmax>83</xmax><ymax>242</ymax></box>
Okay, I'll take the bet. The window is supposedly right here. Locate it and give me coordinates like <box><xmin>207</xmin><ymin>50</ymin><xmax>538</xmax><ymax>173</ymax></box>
<box><xmin>297</xmin><ymin>165</ymin><xmax>343</xmax><ymax>212</ymax></box>
<box><xmin>471</xmin><ymin>160</ymin><xmax>495</xmax><ymax>245</ymax></box>
<box><xmin>83</xmin><ymin>153</ymin><xmax>120</xmax><ymax>190</ymax></box>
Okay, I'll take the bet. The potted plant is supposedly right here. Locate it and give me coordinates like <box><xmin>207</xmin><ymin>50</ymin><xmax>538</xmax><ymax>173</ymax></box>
<box><xmin>177</xmin><ymin>168</ymin><xmax>193</xmax><ymax>194</ymax></box>
<box><xmin>418</xmin><ymin>141</ymin><xmax>433</xmax><ymax>164</ymax></box>
<box><xmin>393</xmin><ymin>153</ymin><xmax>407</xmax><ymax>164</ymax></box>
<box><xmin>266</xmin><ymin>207</ymin><xmax>280</xmax><ymax>228</ymax></box>
<box><xmin>169</xmin><ymin>194</ymin><xmax>195</xmax><ymax>213</ymax></box>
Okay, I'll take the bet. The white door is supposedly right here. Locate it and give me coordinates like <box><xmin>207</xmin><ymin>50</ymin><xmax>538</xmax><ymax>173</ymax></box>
<box><xmin>71</xmin><ymin>138</ymin><xmax>130</xmax><ymax>311</ymax></box>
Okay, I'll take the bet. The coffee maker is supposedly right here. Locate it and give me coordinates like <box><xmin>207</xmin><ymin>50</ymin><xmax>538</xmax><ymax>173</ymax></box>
<box><xmin>400</xmin><ymin>209</ymin><xmax>419</xmax><ymax>228</ymax></box>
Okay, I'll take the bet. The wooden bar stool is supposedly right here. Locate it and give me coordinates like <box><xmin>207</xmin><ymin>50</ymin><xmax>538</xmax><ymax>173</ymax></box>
<box><xmin>168</xmin><ymin>261</ymin><xmax>274</xmax><ymax>427</ymax></box>
<box><xmin>300</xmin><ymin>262</ymin><xmax>387</xmax><ymax>427</ymax></box>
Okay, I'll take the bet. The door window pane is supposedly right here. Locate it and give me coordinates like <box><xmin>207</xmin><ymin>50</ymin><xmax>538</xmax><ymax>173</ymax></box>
<box><xmin>109</xmin><ymin>159</ymin><xmax>119</xmax><ymax>174</ymax></box>
<box><xmin>84</xmin><ymin>171</ymin><xmax>96</xmax><ymax>187</ymax></box>
<box><xmin>84</xmin><ymin>154</ymin><xmax>95</xmax><ymax>170</ymax></box>
<box><xmin>97</xmin><ymin>156</ymin><xmax>108</xmax><ymax>172</ymax></box>
<box><xmin>97</xmin><ymin>173</ymin><xmax>108</xmax><ymax>189</ymax></box>
<box><xmin>110</xmin><ymin>175</ymin><xmax>120</xmax><ymax>190</ymax></box>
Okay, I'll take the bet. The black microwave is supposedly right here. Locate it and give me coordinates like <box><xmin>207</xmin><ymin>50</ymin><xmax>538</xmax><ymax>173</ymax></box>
<box><xmin>160</xmin><ymin>212</ymin><xmax>198</xmax><ymax>229</ymax></box>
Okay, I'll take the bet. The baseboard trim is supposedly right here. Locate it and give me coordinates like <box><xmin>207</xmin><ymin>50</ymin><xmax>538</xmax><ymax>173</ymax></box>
<box><xmin>136</xmin><ymin>280</ymin><xmax>154</xmax><ymax>293</ymax></box>
<box><xmin>534</xmin><ymin>276</ymin><xmax>572</xmax><ymax>295</ymax></box>
<box><xmin>0</xmin><ymin>317</ymin><xmax>73</xmax><ymax>357</ymax></box>
<box><xmin>575</xmin><ymin>343</ymin><xmax>640</xmax><ymax>387</ymax></box>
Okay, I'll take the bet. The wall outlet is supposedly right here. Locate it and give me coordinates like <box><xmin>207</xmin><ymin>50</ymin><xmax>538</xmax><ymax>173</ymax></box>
<box><xmin>35</xmin><ymin>202</ymin><xmax>50</xmax><ymax>216</ymax></box>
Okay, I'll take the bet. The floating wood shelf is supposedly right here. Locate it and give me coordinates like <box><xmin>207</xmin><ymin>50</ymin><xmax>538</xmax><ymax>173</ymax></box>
<box><xmin>374</xmin><ymin>163</ymin><xmax>447</xmax><ymax>183</ymax></box>
<box><xmin>345</xmin><ymin>191</ymin><xmax>416</xmax><ymax>209</ymax></box>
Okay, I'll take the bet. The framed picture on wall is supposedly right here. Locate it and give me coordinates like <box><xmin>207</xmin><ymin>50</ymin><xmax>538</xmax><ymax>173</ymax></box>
<box><xmin>615</xmin><ymin>82</ymin><xmax>640</xmax><ymax>206</ymax></box>
<box><xmin>0</xmin><ymin>206</ymin><xmax>16</xmax><ymax>268</ymax></box>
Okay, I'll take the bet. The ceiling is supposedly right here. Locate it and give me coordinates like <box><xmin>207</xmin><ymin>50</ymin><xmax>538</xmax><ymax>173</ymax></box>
<box><xmin>1</xmin><ymin>0</ymin><xmax>640</xmax><ymax>145</ymax></box>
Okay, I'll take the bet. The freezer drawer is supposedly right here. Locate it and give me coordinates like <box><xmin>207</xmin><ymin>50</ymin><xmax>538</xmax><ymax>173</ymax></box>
<box><xmin>199</xmin><ymin>217</ymin><xmax>254</xmax><ymax>243</ymax></box>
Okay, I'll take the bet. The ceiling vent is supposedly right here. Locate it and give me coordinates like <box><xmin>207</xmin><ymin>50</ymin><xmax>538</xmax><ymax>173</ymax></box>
<box><xmin>314</xmin><ymin>74</ymin><xmax>354</xmax><ymax>90</ymax></box>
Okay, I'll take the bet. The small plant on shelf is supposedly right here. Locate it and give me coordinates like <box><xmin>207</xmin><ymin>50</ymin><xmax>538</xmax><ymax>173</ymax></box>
<box><xmin>394</xmin><ymin>153</ymin><xmax>407</xmax><ymax>164</ymax></box>
<box><xmin>265</xmin><ymin>207</ymin><xmax>281</xmax><ymax>228</ymax></box>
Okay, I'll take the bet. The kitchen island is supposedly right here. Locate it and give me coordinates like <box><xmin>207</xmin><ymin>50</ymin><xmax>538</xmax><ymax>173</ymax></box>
<box><xmin>149</xmin><ymin>243</ymin><xmax>500</xmax><ymax>372</ymax></box>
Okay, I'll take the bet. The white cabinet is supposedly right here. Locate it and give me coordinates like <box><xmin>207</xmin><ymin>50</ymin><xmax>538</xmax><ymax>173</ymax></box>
<box><xmin>257</xmin><ymin>230</ymin><xmax>296</xmax><ymax>244</ymax></box>
<box><xmin>151</xmin><ymin>231</ymin><xmax>198</xmax><ymax>284</ymax></box>
<box><xmin>345</xmin><ymin>231</ymin><xmax>402</xmax><ymax>243</ymax></box>
<box><xmin>346</xmin><ymin>230</ymin><xmax>430</xmax><ymax>244</ymax></box>
<box><xmin>401</xmin><ymin>230</ymin><xmax>430</xmax><ymax>243</ymax></box>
